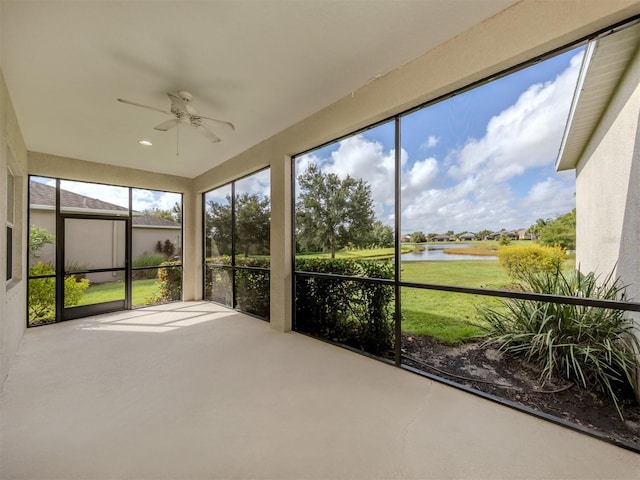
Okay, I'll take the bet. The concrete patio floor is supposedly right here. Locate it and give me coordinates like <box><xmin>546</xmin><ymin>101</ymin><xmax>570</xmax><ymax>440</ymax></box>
<box><xmin>1</xmin><ymin>301</ymin><xmax>639</xmax><ymax>479</ymax></box>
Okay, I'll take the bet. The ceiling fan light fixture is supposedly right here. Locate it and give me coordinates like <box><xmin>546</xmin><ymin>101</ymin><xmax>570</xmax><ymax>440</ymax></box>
<box><xmin>138</xmin><ymin>139</ymin><xmax>153</xmax><ymax>146</ymax></box>
<box><xmin>118</xmin><ymin>91</ymin><xmax>234</xmax><ymax>144</ymax></box>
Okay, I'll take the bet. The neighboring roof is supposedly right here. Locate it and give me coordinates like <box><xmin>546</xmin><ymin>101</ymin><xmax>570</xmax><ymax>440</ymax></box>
<box><xmin>30</xmin><ymin>180</ymin><xmax>128</xmax><ymax>212</ymax></box>
<box><xmin>30</xmin><ymin>181</ymin><xmax>180</xmax><ymax>228</ymax></box>
<box><xmin>133</xmin><ymin>215</ymin><xmax>180</xmax><ymax>228</ymax></box>
<box><xmin>556</xmin><ymin>22</ymin><xmax>640</xmax><ymax>171</ymax></box>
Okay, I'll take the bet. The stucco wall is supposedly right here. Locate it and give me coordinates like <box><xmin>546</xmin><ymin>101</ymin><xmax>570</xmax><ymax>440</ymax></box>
<box><xmin>1</xmin><ymin>68</ymin><xmax>28</xmax><ymax>387</ymax></box>
<box><xmin>29</xmin><ymin>208</ymin><xmax>180</xmax><ymax>266</ymax></box>
<box><xmin>133</xmin><ymin>226</ymin><xmax>181</xmax><ymax>260</ymax></box>
<box><xmin>575</xmin><ymin>42</ymin><xmax>640</xmax><ymax>325</ymax></box>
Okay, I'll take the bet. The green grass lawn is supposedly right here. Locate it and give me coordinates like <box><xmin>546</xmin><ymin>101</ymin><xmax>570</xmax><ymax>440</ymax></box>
<box><xmin>400</xmin><ymin>260</ymin><xmax>509</xmax><ymax>344</ymax></box>
<box><xmin>77</xmin><ymin>279</ymin><xmax>161</xmax><ymax>307</ymax></box>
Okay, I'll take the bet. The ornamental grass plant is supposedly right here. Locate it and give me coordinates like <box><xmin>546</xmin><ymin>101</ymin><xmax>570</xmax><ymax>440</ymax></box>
<box><xmin>481</xmin><ymin>267</ymin><xmax>640</xmax><ymax>417</ymax></box>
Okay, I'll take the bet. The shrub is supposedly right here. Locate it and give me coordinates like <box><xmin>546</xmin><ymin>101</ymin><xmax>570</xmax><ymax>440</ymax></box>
<box><xmin>64</xmin><ymin>261</ymin><xmax>90</xmax><ymax>281</ymax></box>
<box><xmin>202</xmin><ymin>256</ymin><xmax>270</xmax><ymax>318</ymax></box>
<box><xmin>235</xmin><ymin>257</ymin><xmax>270</xmax><ymax>319</ymax></box>
<box><xmin>498</xmin><ymin>244</ymin><xmax>566</xmax><ymax>282</ymax></box>
<box><xmin>498</xmin><ymin>234</ymin><xmax>511</xmax><ymax>246</ymax></box>
<box><xmin>147</xmin><ymin>261</ymin><xmax>182</xmax><ymax>304</ymax></box>
<box><xmin>204</xmin><ymin>256</ymin><xmax>232</xmax><ymax>306</ymax></box>
<box><xmin>28</xmin><ymin>262</ymin><xmax>90</xmax><ymax>325</ymax></box>
<box><xmin>132</xmin><ymin>252</ymin><xmax>166</xmax><ymax>280</ymax></box>
<box><xmin>155</xmin><ymin>239</ymin><xmax>177</xmax><ymax>258</ymax></box>
<box><xmin>294</xmin><ymin>258</ymin><xmax>394</xmax><ymax>356</ymax></box>
<box><xmin>29</xmin><ymin>225</ymin><xmax>54</xmax><ymax>252</ymax></box>
<box><xmin>480</xmin><ymin>267</ymin><xmax>640</xmax><ymax>417</ymax></box>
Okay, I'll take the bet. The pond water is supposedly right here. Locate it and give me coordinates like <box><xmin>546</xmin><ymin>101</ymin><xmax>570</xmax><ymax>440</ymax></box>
<box><xmin>401</xmin><ymin>244</ymin><xmax>497</xmax><ymax>261</ymax></box>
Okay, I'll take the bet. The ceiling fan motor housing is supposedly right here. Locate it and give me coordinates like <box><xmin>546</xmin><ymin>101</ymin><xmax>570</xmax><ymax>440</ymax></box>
<box><xmin>177</xmin><ymin>91</ymin><xmax>193</xmax><ymax>102</ymax></box>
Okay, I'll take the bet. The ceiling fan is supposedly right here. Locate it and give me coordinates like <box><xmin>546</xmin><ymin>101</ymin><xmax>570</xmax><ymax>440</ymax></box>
<box><xmin>117</xmin><ymin>91</ymin><xmax>235</xmax><ymax>143</ymax></box>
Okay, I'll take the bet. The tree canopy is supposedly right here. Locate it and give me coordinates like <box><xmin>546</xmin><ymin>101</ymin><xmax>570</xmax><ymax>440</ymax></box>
<box><xmin>143</xmin><ymin>202</ymin><xmax>182</xmax><ymax>224</ymax></box>
<box><xmin>296</xmin><ymin>163</ymin><xmax>375</xmax><ymax>258</ymax></box>
<box><xmin>410</xmin><ymin>231</ymin><xmax>427</xmax><ymax>243</ymax></box>
<box><xmin>368</xmin><ymin>220</ymin><xmax>394</xmax><ymax>248</ymax></box>
<box><xmin>205</xmin><ymin>193</ymin><xmax>270</xmax><ymax>258</ymax></box>
<box><xmin>537</xmin><ymin>209</ymin><xmax>576</xmax><ymax>250</ymax></box>
<box><xmin>29</xmin><ymin>225</ymin><xmax>54</xmax><ymax>253</ymax></box>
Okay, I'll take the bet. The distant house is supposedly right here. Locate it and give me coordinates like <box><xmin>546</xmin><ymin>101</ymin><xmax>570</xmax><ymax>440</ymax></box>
<box><xmin>433</xmin><ymin>234</ymin><xmax>454</xmax><ymax>242</ymax></box>
<box><xmin>401</xmin><ymin>234</ymin><xmax>412</xmax><ymax>243</ymax></box>
<box><xmin>458</xmin><ymin>232</ymin><xmax>476</xmax><ymax>241</ymax></box>
<box><xmin>29</xmin><ymin>181</ymin><xmax>181</xmax><ymax>280</ymax></box>
<box><xmin>516</xmin><ymin>228</ymin><xmax>535</xmax><ymax>240</ymax></box>
<box><xmin>486</xmin><ymin>231</ymin><xmax>515</xmax><ymax>241</ymax></box>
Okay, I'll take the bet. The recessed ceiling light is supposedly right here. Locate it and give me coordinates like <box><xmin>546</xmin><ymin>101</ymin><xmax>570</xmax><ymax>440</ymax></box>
<box><xmin>139</xmin><ymin>139</ymin><xmax>152</xmax><ymax>146</ymax></box>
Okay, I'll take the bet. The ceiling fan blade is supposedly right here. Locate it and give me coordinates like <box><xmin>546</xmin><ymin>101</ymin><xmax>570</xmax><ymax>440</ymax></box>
<box><xmin>199</xmin><ymin>115</ymin><xmax>235</xmax><ymax>131</ymax></box>
<box><xmin>117</xmin><ymin>98</ymin><xmax>172</xmax><ymax>115</ymax></box>
<box><xmin>194</xmin><ymin>124</ymin><xmax>221</xmax><ymax>143</ymax></box>
<box><xmin>154</xmin><ymin>119</ymin><xmax>179</xmax><ymax>131</ymax></box>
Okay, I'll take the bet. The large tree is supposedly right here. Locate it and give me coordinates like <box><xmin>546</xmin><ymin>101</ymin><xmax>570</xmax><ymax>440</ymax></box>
<box><xmin>205</xmin><ymin>199</ymin><xmax>232</xmax><ymax>257</ymax></box>
<box><xmin>143</xmin><ymin>202</ymin><xmax>182</xmax><ymax>223</ymax></box>
<box><xmin>410</xmin><ymin>231</ymin><xmax>427</xmax><ymax>243</ymax></box>
<box><xmin>296</xmin><ymin>163</ymin><xmax>375</xmax><ymax>258</ymax></box>
<box><xmin>235</xmin><ymin>193</ymin><xmax>270</xmax><ymax>257</ymax></box>
<box><xmin>538</xmin><ymin>209</ymin><xmax>576</xmax><ymax>250</ymax></box>
<box><xmin>368</xmin><ymin>220</ymin><xmax>394</xmax><ymax>248</ymax></box>
<box><xmin>205</xmin><ymin>194</ymin><xmax>270</xmax><ymax>259</ymax></box>
<box><xmin>529</xmin><ymin>217</ymin><xmax>551</xmax><ymax>238</ymax></box>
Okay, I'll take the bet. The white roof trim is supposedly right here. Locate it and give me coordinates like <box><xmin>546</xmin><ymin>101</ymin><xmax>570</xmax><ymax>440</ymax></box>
<box><xmin>556</xmin><ymin>22</ymin><xmax>640</xmax><ymax>171</ymax></box>
<box><xmin>556</xmin><ymin>41</ymin><xmax>596</xmax><ymax>171</ymax></box>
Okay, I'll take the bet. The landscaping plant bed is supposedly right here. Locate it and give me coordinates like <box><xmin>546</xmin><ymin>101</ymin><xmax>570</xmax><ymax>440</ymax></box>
<box><xmin>401</xmin><ymin>334</ymin><xmax>640</xmax><ymax>449</ymax></box>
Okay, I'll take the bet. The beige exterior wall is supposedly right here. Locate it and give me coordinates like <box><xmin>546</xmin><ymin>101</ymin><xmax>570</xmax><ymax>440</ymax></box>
<box><xmin>1</xmin><ymin>68</ymin><xmax>28</xmax><ymax>386</ymax></box>
<box><xmin>132</xmin><ymin>226</ymin><xmax>181</xmax><ymax>260</ymax></box>
<box><xmin>576</xmin><ymin>45</ymin><xmax>640</xmax><ymax>303</ymax></box>
<box><xmin>29</xmin><ymin>208</ymin><xmax>180</xmax><ymax>267</ymax></box>
<box><xmin>575</xmin><ymin>41</ymin><xmax>640</xmax><ymax>378</ymax></box>
<box><xmin>192</xmin><ymin>0</ymin><xmax>640</xmax><ymax>331</ymax></box>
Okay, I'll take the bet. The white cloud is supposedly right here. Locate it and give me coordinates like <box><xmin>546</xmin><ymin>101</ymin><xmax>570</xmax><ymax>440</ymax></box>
<box><xmin>60</xmin><ymin>180</ymin><xmax>130</xmax><ymax>208</ymax></box>
<box><xmin>294</xmin><ymin>51</ymin><xmax>582</xmax><ymax>235</ymax></box>
<box><xmin>420</xmin><ymin>135</ymin><xmax>440</xmax><ymax>150</ymax></box>
<box><xmin>405</xmin><ymin>157</ymin><xmax>439</xmax><ymax>192</ymax></box>
<box><xmin>447</xmin><ymin>51</ymin><xmax>584</xmax><ymax>186</ymax></box>
<box><xmin>519</xmin><ymin>176</ymin><xmax>575</xmax><ymax>220</ymax></box>
<box><xmin>235</xmin><ymin>169</ymin><xmax>271</xmax><ymax>199</ymax></box>
<box><xmin>133</xmin><ymin>189</ymin><xmax>182</xmax><ymax>212</ymax></box>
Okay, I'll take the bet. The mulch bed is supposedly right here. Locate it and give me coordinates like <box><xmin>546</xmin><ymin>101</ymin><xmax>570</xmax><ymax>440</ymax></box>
<box><xmin>400</xmin><ymin>333</ymin><xmax>640</xmax><ymax>449</ymax></box>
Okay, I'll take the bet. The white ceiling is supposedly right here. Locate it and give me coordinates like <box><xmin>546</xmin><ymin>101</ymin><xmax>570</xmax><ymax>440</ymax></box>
<box><xmin>1</xmin><ymin>0</ymin><xmax>517</xmax><ymax>178</ymax></box>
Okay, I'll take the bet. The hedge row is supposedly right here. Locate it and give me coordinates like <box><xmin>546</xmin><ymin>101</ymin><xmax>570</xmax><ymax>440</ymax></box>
<box><xmin>294</xmin><ymin>258</ymin><xmax>395</xmax><ymax>356</ymax></box>
<box><xmin>204</xmin><ymin>256</ymin><xmax>270</xmax><ymax>319</ymax></box>
<box><xmin>201</xmin><ymin>257</ymin><xmax>395</xmax><ymax>355</ymax></box>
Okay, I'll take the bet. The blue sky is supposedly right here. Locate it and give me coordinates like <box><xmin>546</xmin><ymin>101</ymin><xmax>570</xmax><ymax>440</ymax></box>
<box><xmin>203</xmin><ymin>169</ymin><xmax>270</xmax><ymax>205</ymax></box>
<box><xmin>297</xmin><ymin>45</ymin><xmax>584</xmax><ymax>235</ymax></box>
